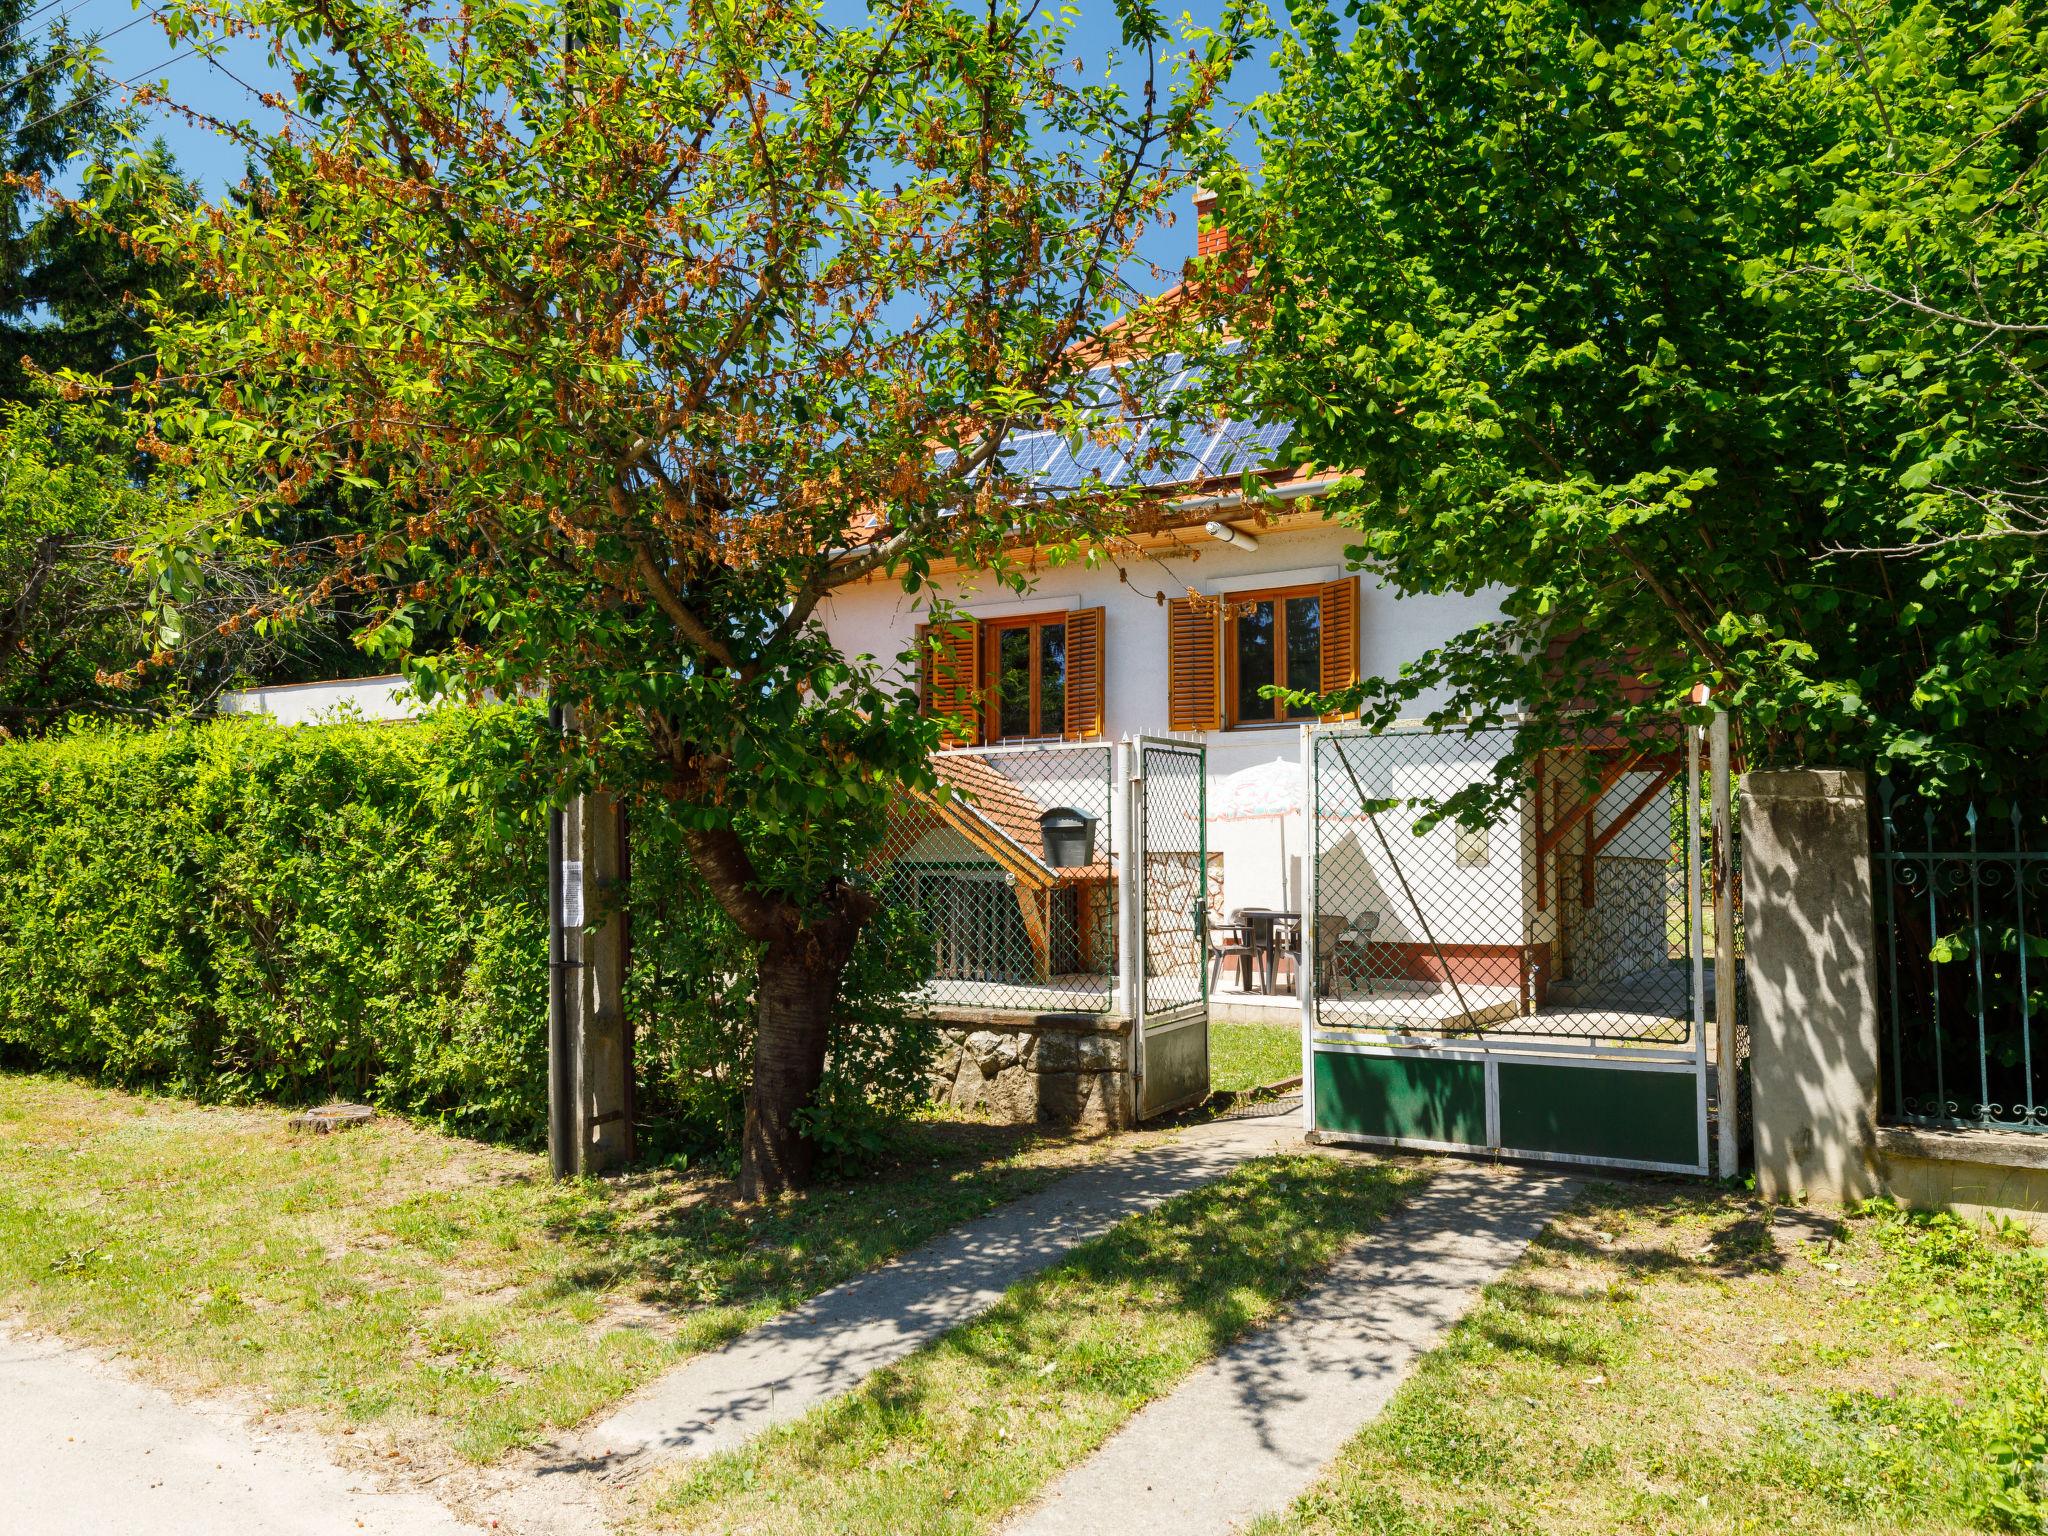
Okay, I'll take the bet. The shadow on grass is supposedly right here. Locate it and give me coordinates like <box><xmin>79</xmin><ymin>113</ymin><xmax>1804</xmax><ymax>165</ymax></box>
<box><xmin>529</xmin><ymin>1118</ymin><xmax>1068</xmax><ymax>1320</ymax></box>
<box><xmin>1525</xmin><ymin>1179</ymin><xmax>1790</xmax><ymax>1284</ymax></box>
<box><xmin>652</xmin><ymin>1155</ymin><xmax>1425</xmax><ymax>1532</ymax></box>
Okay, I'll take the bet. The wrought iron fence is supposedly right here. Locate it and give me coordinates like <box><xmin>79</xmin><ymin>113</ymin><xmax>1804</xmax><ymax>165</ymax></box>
<box><xmin>1311</xmin><ymin>723</ymin><xmax>1711</xmax><ymax>1046</ymax></box>
<box><xmin>1877</xmin><ymin>778</ymin><xmax>2047</xmax><ymax>1133</ymax></box>
<box><xmin>871</xmin><ymin>741</ymin><xmax>1118</xmax><ymax>1015</ymax></box>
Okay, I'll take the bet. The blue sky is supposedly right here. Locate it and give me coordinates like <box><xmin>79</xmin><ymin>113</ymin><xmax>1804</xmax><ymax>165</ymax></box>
<box><xmin>73</xmin><ymin>0</ymin><xmax>1282</xmax><ymax>298</ymax></box>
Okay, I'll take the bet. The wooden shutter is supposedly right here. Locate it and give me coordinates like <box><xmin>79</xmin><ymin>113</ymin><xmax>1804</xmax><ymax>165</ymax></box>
<box><xmin>1318</xmin><ymin>576</ymin><xmax>1360</xmax><ymax>722</ymax></box>
<box><xmin>917</xmin><ymin>618</ymin><xmax>982</xmax><ymax>746</ymax></box>
<box><xmin>1166</xmin><ymin>596</ymin><xmax>1222</xmax><ymax>733</ymax></box>
<box><xmin>1062</xmin><ymin>607</ymin><xmax>1106</xmax><ymax>741</ymax></box>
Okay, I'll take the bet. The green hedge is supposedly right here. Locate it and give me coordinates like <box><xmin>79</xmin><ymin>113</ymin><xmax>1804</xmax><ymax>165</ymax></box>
<box><xmin>0</xmin><ymin>709</ymin><xmax>934</xmax><ymax>1154</ymax></box>
<box><xmin>0</xmin><ymin>710</ymin><xmax>548</xmax><ymax>1138</ymax></box>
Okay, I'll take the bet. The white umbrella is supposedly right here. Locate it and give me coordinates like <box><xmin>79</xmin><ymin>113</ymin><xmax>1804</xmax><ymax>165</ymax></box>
<box><xmin>1210</xmin><ymin>757</ymin><xmax>1304</xmax><ymax>821</ymax></box>
<box><xmin>1210</xmin><ymin>757</ymin><xmax>1308</xmax><ymax>916</ymax></box>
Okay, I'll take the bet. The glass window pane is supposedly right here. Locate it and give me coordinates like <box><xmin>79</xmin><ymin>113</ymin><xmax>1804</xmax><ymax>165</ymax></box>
<box><xmin>1234</xmin><ymin>599</ymin><xmax>1275</xmax><ymax>722</ymax></box>
<box><xmin>1040</xmin><ymin>623</ymin><xmax>1066</xmax><ymax>738</ymax></box>
<box><xmin>1284</xmin><ymin>595</ymin><xmax>1322</xmax><ymax>719</ymax></box>
<box><xmin>997</xmin><ymin>627</ymin><xmax>1032</xmax><ymax>739</ymax></box>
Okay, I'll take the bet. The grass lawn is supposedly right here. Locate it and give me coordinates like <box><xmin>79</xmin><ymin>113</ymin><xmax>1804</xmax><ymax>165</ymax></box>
<box><xmin>1209</xmin><ymin>1017</ymin><xmax>1301</xmax><ymax>1094</ymax></box>
<box><xmin>0</xmin><ymin>1071</ymin><xmax>1144</xmax><ymax>1468</ymax></box>
<box><xmin>643</xmin><ymin>1153</ymin><xmax>1424</xmax><ymax>1534</ymax></box>
<box><xmin>1251</xmin><ymin>1185</ymin><xmax>2048</xmax><ymax>1536</ymax></box>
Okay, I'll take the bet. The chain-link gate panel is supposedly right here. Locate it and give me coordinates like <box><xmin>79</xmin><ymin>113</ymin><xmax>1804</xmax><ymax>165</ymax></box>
<box><xmin>873</xmin><ymin>743</ymin><xmax>1117</xmax><ymax>1014</ymax></box>
<box><xmin>1141</xmin><ymin>741</ymin><xmax>1208</xmax><ymax>1020</ymax></box>
<box><xmin>1311</xmin><ymin>725</ymin><xmax>1698</xmax><ymax>1045</ymax></box>
<box><xmin>1307</xmin><ymin>722</ymin><xmax>1711</xmax><ymax>1176</ymax></box>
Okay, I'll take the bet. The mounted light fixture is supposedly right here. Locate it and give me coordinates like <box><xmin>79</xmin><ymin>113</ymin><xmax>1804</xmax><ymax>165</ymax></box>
<box><xmin>1204</xmin><ymin>520</ymin><xmax>1260</xmax><ymax>551</ymax></box>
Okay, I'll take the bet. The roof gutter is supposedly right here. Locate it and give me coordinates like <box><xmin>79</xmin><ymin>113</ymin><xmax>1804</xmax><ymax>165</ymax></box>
<box><xmin>1168</xmin><ymin>475</ymin><xmax>1344</xmax><ymax>516</ymax></box>
<box><xmin>825</xmin><ymin>475</ymin><xmax>1347</xmax><ymax>568</ymax></box>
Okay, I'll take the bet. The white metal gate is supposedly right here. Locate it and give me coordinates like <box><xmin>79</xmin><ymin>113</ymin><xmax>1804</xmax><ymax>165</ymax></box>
<box><xmin>1301</xmin><ymin>718</ymin><xmax>1735</xmax><ymax>1176</ymax></box>
<box><xmin>1126</xmin><ymin>736</ymin><xmax>1209</xmax><ymax>1119</ymax></box>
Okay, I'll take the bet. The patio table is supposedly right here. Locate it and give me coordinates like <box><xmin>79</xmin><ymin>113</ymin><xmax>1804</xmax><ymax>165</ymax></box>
<box><xmin>1245</xmin><ymin>910</ymin><xmax>1300</xmax><ymax>995</ymax></box>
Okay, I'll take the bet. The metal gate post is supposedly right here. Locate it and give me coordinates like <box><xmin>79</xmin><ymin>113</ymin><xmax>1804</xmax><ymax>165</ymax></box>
<box><xmin>1712</xmin><ymin>709</ymin><xmax>1738</xmax><ymax>1175</ymax></box>
<box><xmin>1300</xmin><ymin>725</ymin><xmax>1318</xmax><ymax>1132</ymax></box>
<box><xmin>1689</xmin><ymin>718</ymin><xmax>1710</xmax><ymax>1175</ymax></box>
<box><xmin>1115</xmin><ymin>738</ymin><xmax>1135</xmax><ymax>1024</ymax></box>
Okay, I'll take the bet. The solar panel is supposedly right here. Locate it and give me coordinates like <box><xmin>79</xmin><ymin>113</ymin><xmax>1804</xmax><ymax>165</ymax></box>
<box><xmin>1198</xmin><ymin>418</ymin><xmax>1293</xmax><ymax>479</ymax></box>
<box><xmin>994</xmin><ymin>430</ymin><xmax>1063</xmax><ymax>484</ymax></box>
<box><xmin>953</xmin><ymin>347</ymin><xmax>1293</xmax><ymax>496</ymax></box>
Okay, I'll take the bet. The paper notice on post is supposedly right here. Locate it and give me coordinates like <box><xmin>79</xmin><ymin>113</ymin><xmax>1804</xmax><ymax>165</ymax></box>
<box><xmin>561</xmin><ymin>860</ymin><xmax>584</xmax><ymax>927</ymax></box>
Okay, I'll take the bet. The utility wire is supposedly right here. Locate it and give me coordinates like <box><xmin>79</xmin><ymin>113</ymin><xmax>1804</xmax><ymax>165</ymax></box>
<box><xmin>0</xmin><ymin>8</ymin><xmax>163</xmax><ymax>101</ymax></box>
<box><xmin>18</xmin><ymin>43</ymin><xmax>194</xmax><ymax>134</ymax></box>
<box><xmin>17</xmin><ymin>0</ymin><xmax>106</xmax><ymax>33</ymax></box>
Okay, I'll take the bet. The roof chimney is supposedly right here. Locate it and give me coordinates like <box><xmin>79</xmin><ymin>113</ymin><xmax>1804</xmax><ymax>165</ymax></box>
<box><xmin>1192</xmin><ymin>186</ymin><xmax>1226</xmax><ymax>260</ymax></box>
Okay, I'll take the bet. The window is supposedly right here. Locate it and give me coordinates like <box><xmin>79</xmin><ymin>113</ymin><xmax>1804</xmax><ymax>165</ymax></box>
<box><xmin>1224</xmin><ymin>586</ymin><xmax>1325</xmax><ymax>727</ymax></box>
<box><xmin>1165</xmin><ymin>577</ymin><xmax>1356</xmax><ymax>734</ymax></box>
<box><xmin>916</xmin><ymin>607</ymin><xmax>1104</xmax><ymax>746</ymax></box>
<box><xmin>1454</xmin><ymin>823</ymin><xmax>1491</xmax><ymax>867</ymax></box>
<box><xmin>986</xmin><ymin>613</ymin><xmax>1068</xmax><ymax>741</ymax></box>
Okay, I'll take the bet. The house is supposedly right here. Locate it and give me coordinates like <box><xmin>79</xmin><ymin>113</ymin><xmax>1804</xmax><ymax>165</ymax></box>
<box><xmin>822</xmin><ymin>189</ymin><xmax>1505</xmax><ymax>943</ymax></box>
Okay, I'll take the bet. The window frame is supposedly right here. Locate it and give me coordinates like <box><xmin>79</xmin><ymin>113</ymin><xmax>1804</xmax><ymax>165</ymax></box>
<box><xmin>1222</xmin><ymin>583</ymin><xmax>1326</xmax><ymax>729</ymax></box>
<box><xmin>980</xmin><ymin>611</ymin><xmax>1071</xmax><ymax>743</ymax></box>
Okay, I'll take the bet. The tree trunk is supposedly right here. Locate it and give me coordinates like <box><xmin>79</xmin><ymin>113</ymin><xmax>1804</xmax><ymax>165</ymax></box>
<box><xmin>680</xmin><ymin>820</ymin><xmax>875</xmax><ymax>1200</ymax></box>
<box><xmin>740</xmin><ymin>925</ymin><xmax>857</xmax><ymax>1200</ymax></box>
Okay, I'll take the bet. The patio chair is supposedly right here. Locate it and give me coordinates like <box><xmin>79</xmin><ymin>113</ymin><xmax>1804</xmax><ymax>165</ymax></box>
<box><xmin>1233</xmin><ymin>907</ymin><xmax>1281</xmax><ymax>993</ymax></box>
<box><xmin>1208</xmin><ymin>915</ymin><xmax>1257</xmax><ymax>993</ymax></box>
<box><xmin>1272</xmin><ymin>914</ymin><xmax>1351</xmax><ymax>996</ymax></box>
<box><xmin>1332</xmin><ymin>910</ymin><xmax>1382</xmax><ymax>996</ymax></box>
<box><xmin>1268</xmin><ymin>914</ymin><xmax>1309</xmax><ymax>994</ymax></box>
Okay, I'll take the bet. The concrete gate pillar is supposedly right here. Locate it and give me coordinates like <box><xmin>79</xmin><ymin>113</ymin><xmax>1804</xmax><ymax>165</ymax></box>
<box><xmin>551</xmin><ymin>790</ymin><xmax>634</xmax><ymax>1175</ymax></box>
<box><xmin>1740</xmin><ymin>769</ymin><xmax>1881</xmax><ymax>1205</ymax></box>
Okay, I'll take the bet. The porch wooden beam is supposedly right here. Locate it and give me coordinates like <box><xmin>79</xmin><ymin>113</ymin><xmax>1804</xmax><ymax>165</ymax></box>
<box><xmin>1014</xmin><ymin>884</ymin><xmax>1053</xmax><ymax>980</ymax></box>
<box><xmin>1588</xmin><ymin>766</ymin><xmax>1679</xmax><ymax>857</ymax></box>
<box><xmin>1535</xmin><ymin>750</ymin><xmax>1645</xmax><ymax>860</ymax></box>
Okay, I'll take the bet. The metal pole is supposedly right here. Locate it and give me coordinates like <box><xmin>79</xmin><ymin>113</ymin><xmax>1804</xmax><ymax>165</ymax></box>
<box><xmin>1300</xmin><ymin>725</ymin><xmax>1317</xmax><ymax>1133</ymax></box>
<box><xmin>546</xmin><ymin>702</ymin><xmax>574</xmax><ymax>1178</ymax></box>
<box><xmin>1688</xmin><ymin>718</ymin><xmax>1708</xmax><ymax>1175</ymax></box>
<box><xmin>1130</xmin><ymin>740</ymin><xmax>1148</xmax><ymax>1102</ymax></box>
<box><xmin>1703</xmin><ymin>708</ymin><xmax>1736</xmax><ymax>1179</ymax></box>
<box><xmin>1116</xmin><ymin>739</ymin><xmax>1138</xmax><ymax>1024</ymax></box>
<box><xmin>1712</xmin><ymin>710</ymin><xmax>1737</xmax><ymax>1176</ymax></box>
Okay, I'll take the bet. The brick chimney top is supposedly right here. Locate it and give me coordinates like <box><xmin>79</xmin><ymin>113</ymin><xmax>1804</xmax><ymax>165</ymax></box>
<box><xmin>1192</xmin><ymin>186</ymin><xmax>1227</xmax><ymax>259</ymax></box>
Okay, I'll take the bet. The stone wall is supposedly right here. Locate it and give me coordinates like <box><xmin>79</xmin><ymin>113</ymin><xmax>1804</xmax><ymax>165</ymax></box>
<box><xmin>926</xmin><ymin>1010</ymin><xmax>1135</xmax><ymax>1133</ymax></box>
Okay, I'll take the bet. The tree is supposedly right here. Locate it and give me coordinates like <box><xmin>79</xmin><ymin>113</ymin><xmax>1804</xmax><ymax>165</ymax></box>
<box><xmin>0</xmin><ymin>395</ymin><xmax>383</xmax><ymax>732</ymax></box>
<box><xmin>0</xmin><ymin>0</ymin><xmax>198</xmax><ymax>397</ymax></box>
<box><xmin>1211</xmin><ymin>0</ymin><xmax>2048</xmax><ymax>798</ymax></box>
<box><xmin>127</xmin><ymin>0</ymin><xmax>1231</xmax><ymax>1194</ymax></box>
<box><xmin>0</xmin><ymin>397</ymin><xmax>154</xmax><ymax>731</ymax></box>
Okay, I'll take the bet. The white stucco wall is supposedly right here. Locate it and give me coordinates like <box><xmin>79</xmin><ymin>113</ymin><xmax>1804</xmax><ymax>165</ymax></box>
<box><xmin>217</xmin><ymin>674</ymin><xmax>421</xmax><ymax>725</ymax></box>
<box><xmin>822</xmin><ymin>520</ymin><xmax>1509</xmax><ymax>920</ymax></box>
<box><xmin>822</xmin><ymin>521</ymin><xmax>1502</xmax><ymax>749</ymax></box>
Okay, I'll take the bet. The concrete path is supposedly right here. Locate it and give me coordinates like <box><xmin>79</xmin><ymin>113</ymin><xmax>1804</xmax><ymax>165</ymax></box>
<box><xmin>1003</xmin><ymin>1166</ymin><xmax>1578</xmax><ymax>1536</ymax></box>
<box><xmin>567</xmin><ymin>1111</ymin><xmax>1301</xmax><ymax>1472</ymax></box>
<box><xmin>0</xmin><ymin>1323</ymin><xmax>490</xmax><ymax>1536</ymax></box>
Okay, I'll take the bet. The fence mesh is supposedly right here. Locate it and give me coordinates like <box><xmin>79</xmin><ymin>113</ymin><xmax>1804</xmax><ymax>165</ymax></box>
<box><xmin>1310</xmin><ymin>724</ymin><xmax>1703</xmax><ymax>1045</ymax></box>
<box><xmin>1141</xmin><ymin>742</ymin><xmax>1207</xmax><ymax>1018</ymax></box>
<box><xmin>872</xmin><ymin>743</ymin><xmax>1118</xmax><ymax>1015</ymax></box>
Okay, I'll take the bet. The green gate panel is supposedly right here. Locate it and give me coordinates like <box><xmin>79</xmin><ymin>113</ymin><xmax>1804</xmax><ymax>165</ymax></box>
<box><xmin>1497</xmin><ymin>1062</ymin><xmax>1698</xmax><ymax>1167</ymax></box>
<box><xmin>1314</xmin><ymin>1051</ymin><xmax>1486</xmax><ymax>1147</ymax></box>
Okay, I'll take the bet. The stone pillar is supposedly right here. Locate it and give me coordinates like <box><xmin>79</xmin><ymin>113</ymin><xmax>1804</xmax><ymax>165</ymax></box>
<box><xmin>554</xmin><ymin>791</ymin><xmax>634</xmax><ymax>1175</ymax></box>
<box><xmin>1741</xmin><ymin>769</ymin><xmax>1881</xmax><ymax>1205</ymax></box>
